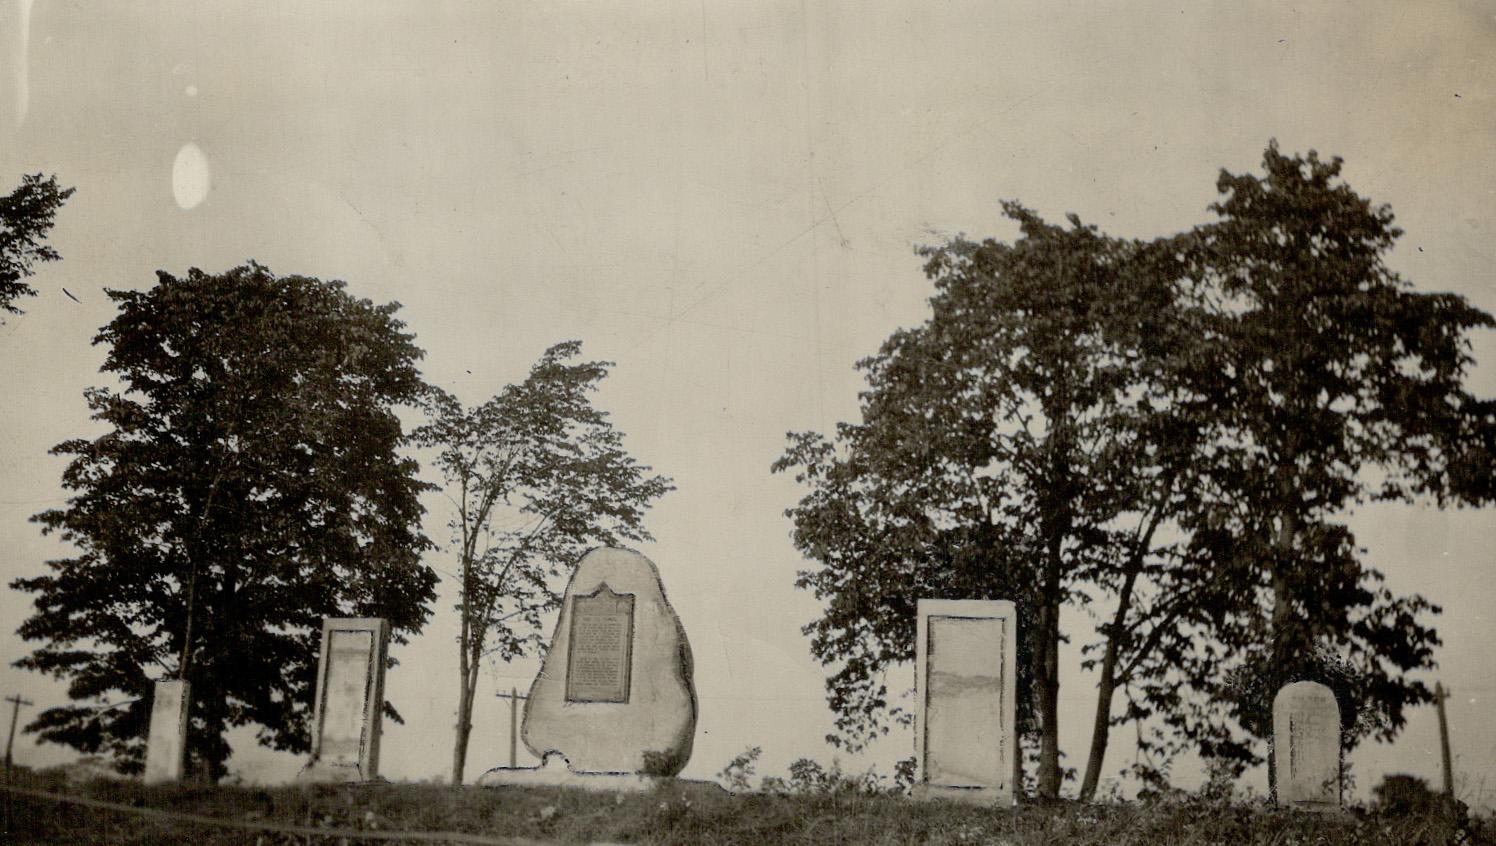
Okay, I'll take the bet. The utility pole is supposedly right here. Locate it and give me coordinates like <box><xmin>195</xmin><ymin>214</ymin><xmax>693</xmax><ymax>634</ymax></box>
<box><xmin>1435</xmin><ymin>682</ymin><xmax>1454</xmax><ymax>797</ymax></box>
<box><xmin>496</xmin><ymin>688</ymin><xmax>527</xmax><ymax>769</ymax></box>
<box><xmin>4</xmin><ymin>694</ymin><xmax>33</xmax><ymax>776</ymax></box>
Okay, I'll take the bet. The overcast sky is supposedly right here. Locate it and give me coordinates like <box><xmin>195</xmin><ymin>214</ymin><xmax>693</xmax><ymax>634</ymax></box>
<box><xmin>2</xmin><ymin>0</ymin><xmax>1493</xmax><ymax>805</ymax></box>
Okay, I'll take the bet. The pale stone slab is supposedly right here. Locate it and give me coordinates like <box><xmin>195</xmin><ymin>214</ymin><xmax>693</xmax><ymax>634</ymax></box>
<box><xmin>142</xmin><ymin>679</ymin><xmax>189</xmax><ymax>784</ymax></box>
<box><xmin>518</xmin><ymin>548</ymin><xmax>696</xmax><ymax>776</ymax></box>
<box><xmin>913</xmin><ymin>599</ymin><xmax>1016</xmax><ymax>806</ymax></box>
<box><xmin>1273</xmin><ymin>680</ymin><xmax>1341</xmax><ymax>810</ymax></box>
<box><xmin>299</xmin><ymin>617</ymin><xmax>389</xmax><ymax>783</ymax></box>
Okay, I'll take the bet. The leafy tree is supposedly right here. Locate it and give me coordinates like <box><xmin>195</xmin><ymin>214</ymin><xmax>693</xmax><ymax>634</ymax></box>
<box><xmin>775</xmin><ymin>143</ymin><xmax>1494</xmax><ymax>801</ymax></box>
<box><xmin>1</xmin><ymin>173</ymin><xmax>74</xmax><ymax>320</ymax></box>
<box><xmin>774</xmin><ymin>205</ymin><xmax>1196</xmax><ymax>799</ymax></box>
<box><xmin>1134</xmin><ymin>143</ymin><xmax>1495</xmax><ymax>791</ymax></box>
<box><xmin>412</xmin><ymin>341</ymin><xmax>673</xmax><ymax>785</ymax></box>
<box><xmin>14</xmin><ymin>263</ymin><xmax>438</xmax><ymax>780</ymax></box>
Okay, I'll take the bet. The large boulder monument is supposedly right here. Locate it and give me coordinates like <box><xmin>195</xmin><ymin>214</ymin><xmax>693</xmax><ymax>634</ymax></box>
<box><xmin>480</xmin><ymin>547</ymin><xmax>696</xmax><ymax>788</ymax></box>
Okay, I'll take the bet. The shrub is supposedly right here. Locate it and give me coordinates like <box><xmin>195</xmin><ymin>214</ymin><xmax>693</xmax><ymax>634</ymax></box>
<box><xmin>641</xmin><ymin>748</ymin><xmax>687</xmax><ymax>778</ymax></box>
<box><xmin>717</xmin><ymin>746</ymin><xmax>761</xmax><ymax>793</ymax></box>
<box><xmin>1373</xmin><ymin>774</ymin><xmax>1439</xmax><ymax>816</ymax></box>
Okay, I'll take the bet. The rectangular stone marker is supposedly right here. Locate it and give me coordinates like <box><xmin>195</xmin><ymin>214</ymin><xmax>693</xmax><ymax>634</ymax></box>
<box><xmin>301</xmin><ymin>617</ymin><xmax>389</xmax><ymax>782</ymax></box>
<box><xmin>1273</xmin><ymin>680</ymin><xmax>1341</xmax><ymax>810</ymax></box>
<box><xmin>565</xmin><ymin>586</ymin><xmax>635</xmax><ymax>703</ymax></box>
<box><xmin>913</xmin><ymin>598</ymin><xmax>1016</xmax><ymax>806</ymax></box>
<box><xmin>143</xmin><ymin>679</ymin><xmax>189</xmax><ymax>784</ymax></box>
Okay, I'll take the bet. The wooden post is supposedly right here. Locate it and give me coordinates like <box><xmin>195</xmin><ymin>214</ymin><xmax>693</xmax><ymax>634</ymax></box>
<box><xmin>4</xmin><ymin>695</ymin><xmax>32</xmax><ymax>776</ymax></box>
<box><xmin>1</xmin><ymin>693</ymin><xmax>25</xmax><ymax>842</ymax></box>
<box><xmin>495</xmin><ymin>688</ymin><xmax>527</xmax><ymax>769</ymax></box>
<box><xmin>1435</xmin><ymin>682</ymin><xmax>1454</xmax><ymax>797</ymax></box>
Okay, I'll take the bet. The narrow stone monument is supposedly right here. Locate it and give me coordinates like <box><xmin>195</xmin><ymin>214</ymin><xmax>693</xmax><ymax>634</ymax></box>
<box><xmin>479</xmin><ymin>547</ymin><xmax>696</xmax><ymax>789</ymax></box>
<box><xmin>1273</xmin><ymin>680</ymin><xmax>1341</xmax><ymax>810</ymax></box>
<box><xmin>142</xmin><ymin>679</ymin><xmax>189</xmax><ymax>784</ymax></box>
<box><xmin>913</xmin><ymin>598</ymin><xmax>1017</xmax><ymax>806</ymax></box>
<box><xmin>299</xmin><ymin>617</ymin><xmax>389</xmax><ymax>783</ymax></box>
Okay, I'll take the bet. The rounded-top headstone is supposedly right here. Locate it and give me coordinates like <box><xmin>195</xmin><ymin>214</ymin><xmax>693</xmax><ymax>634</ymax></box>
<box><xmin>1272</xmin><ymin>680</ymin><xmax>1341</xmax><ymax>810</ymax></box>
<box><xmin>523</xmin><ymin>548</ymin><xmax>696</xmax><ymax>775</ymax></box>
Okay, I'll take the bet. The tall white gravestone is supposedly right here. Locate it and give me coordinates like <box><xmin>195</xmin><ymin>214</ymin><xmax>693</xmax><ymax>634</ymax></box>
<box><xmin>142</xmin><ymin>679</ymin><xmax>189</xmax><ymax>784</ymax></box>
<box><xmin>300</xmin><ymin>617</ymin><xmax>389</xmax><ymax>783</ymax></box>
<box><xmin>1273</xmin><ymin>680</ymin><xmax>1341</xmax><ymax>810</ymax></box>
<box><xmin>913</xmin><ymin>599</ymin><xmax>1017</xmax><ymax>806</ymax></box>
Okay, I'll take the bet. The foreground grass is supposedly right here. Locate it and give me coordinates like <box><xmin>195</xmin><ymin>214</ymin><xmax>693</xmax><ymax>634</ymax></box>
<box><xmin>2</xmin><ymin>768</ymin><xmax>1486</xmax><ymax>846</ymax></box>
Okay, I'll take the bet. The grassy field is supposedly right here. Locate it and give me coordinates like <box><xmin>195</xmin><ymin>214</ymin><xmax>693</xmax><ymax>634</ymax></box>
<box><xmin>2</xmin><ymin>768</ymin><xmax>1486</xmax><ymax>846</ymax></box>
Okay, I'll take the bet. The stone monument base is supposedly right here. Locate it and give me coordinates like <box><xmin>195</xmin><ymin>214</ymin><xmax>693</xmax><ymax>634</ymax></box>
<box><xmin>477</xmin><ymin>754</ymin><xmax>725</xmax><ymax>794</ymax></box>
<box><xmin>477</xmin><ymin>754</ymin><xmax>654</xmax><ymax>792</ymax></box>
<box><xmin>912</xmin><ymin>783</ymin><xmax>1014</xmax><ymax>806</ymax></box>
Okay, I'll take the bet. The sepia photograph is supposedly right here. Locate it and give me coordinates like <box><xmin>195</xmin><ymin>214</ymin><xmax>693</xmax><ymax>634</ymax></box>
<box><xmin>1</xmin><ymin>2</ymin><xmax>1493</xmax><ymax>843</ymax></box>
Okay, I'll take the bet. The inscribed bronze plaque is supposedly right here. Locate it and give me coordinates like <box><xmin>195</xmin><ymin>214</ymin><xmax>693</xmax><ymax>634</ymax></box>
<box><xmin>564</xmin><ymin>585</ymin><xmax>635</xmax><ymax>703</ymax></box>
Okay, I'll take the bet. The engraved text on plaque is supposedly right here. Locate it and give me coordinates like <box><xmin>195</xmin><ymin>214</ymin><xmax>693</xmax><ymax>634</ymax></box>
<box><xmin>565</xmin><ymin>585</ymin><xmax>635</xmax><ymax>703</ymax></box>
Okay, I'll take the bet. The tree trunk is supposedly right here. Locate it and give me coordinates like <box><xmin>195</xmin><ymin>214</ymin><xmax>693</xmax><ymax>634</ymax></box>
<box><xmin>1038</xmin><ymin>607</ymin><xmax>1061</xmax><ymax>799</ymax></box>
<box><xmin>190</xmin><ymin>566</ymin><xmax>238</xmax><ymax>784</ymax></box>
<box><xmin>1028</xmin><ymin>596</ymin><xmax>1062</xmax><ymax>799</ymax></box>
<box><xmin>1013</xmin><ymin>725</ymin><xmax>1025</xmax><ymax>799</ymax></box>
<box><xmin>452</xmin><ymin>605</ymin><xmax>488</xmax><ymax>786</ymax></box>
<box><xmin>1079</xmin><ymin>532</ymin><xmax>1151</xmax><ymax>801</ymax></box>
<box><xmin>1078</xmin><ymin>661</ymin><xmax>1116</xmax><ymax>801</ymax></box>
<box><xmin>189</xmin><ymin>666</ymin><xmax>228</xmax><ymax>784</ymax></box>
<box><xmin>1027</xmin><ymin>620</ymin><xmax>1046</xmax><ymax>800</ymax></box>
<box><xmin>1266</xmin><ymin>566</ymin><xmax>1293</xmax><ymax>800</ymax></box>
<box><xmin>452</xmin><ymin>680</ymin><xmax>472</xmax><ymax>786</ymax></box>
<box><xmin>452</xmin><ymin>597</ymin><xmax>473</xmax><ymax>786</ymax></box>
<box><xmin>1079</xmin><ymin>582</ymin><xmax>1133</xmax><ymax>799</ymax></box>
<box><xmin>1034</xmin><ymin>522</ymin><xmax>1066</xmax><ymax>800</ymax></box>
<box><xmin>1266</xmin><ymin>469</ymin><xmax>1300</xmax><ymax>801</ymax></box>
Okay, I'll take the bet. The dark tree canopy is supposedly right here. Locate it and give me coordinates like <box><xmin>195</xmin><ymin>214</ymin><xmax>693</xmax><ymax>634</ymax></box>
<box><xmin>775</xmin><ymin>143</ymin><xmax>1494</xmax><ymax>798</ymax></box>
<box><xmin>1136</xmin><ymin>143</ymin><xmax>1496</xmax><ymax>780</ymax></box>
<box><xmin>1</xmin><ymin>173</ymin><xmax>74</xmax><ymax>320</ymax></box>
<box><xmin>14</xmin><ymin>263</ymin><xmax>439</xmax><ymax>780</ymax></box>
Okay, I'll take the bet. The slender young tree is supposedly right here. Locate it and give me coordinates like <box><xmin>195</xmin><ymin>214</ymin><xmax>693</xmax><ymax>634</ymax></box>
<box><xmin>414</xmin><ymin>341</ymin><xmax>673</xmax><ymax>786</ymax></box>
<box><xmin>1</xmin><ymin>173</ymin><xmax>74</xmax><ymax>321</ymax></box>
<box><xmin>14</xmin><ymin>263</ymin><xmax>438</xmax><ymax>780</ymax></box>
